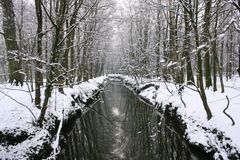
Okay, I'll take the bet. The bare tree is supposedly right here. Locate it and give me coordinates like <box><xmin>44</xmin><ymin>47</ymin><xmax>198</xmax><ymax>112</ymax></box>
<box><xmin>34</xmin><ymin>0</ymin><xmax>43</xmax><ymax>108</ymax></box>
<box><xmin>38</xmin><ymin>0</ymin><xmax>71</xmax><ymax>125</ymax></box>
<box><xmin>202</xmin><ymin>0</ymin><xmax>212</xmax><ymax>88</ymax></box>
<box><xmin>0</xmin><ymin>0</ymin><xmax>24</xmax><ymax>86</ymax></box>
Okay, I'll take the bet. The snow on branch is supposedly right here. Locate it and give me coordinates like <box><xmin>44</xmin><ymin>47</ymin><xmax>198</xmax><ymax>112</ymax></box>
<box><xmin>222</xmin><ymin>18</ymin><xmax>240</xmax><ymax>33</ymax></box>
<box><xmin>48</xmin><ymin>109</ymin><xmax>64</xmax><ymax>160</ymax></box>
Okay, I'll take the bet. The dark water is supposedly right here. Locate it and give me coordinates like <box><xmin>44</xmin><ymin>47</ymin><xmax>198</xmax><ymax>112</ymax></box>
<box><xmin>59</xmin><ymin>83</ymin><xmax>209</xmax><ymax>160</ymax></box>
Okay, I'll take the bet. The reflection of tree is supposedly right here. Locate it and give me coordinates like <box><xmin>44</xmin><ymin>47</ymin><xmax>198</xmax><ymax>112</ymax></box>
<box><xmin>122</xmin><ymin>84</ymin><xmax>204</xmax><ymax>160</ymax></box>
<box><xmin>154</xmin><ymin>115</ymin><xmax>207</xmax><ymax>160</ymax></box>
<box><xmin>61</xmin><ymin>85</ymin><xmax>117</xmax><ymax>160</ymax></box>
<box><xmin>60</xmin><ymin>84</ymin><xmax>207</xmax><ymax>160</ymax></box>
<box><xmin>123</xmin><ymin>90</ymin><xmax>154</xmax><ymax>160</ymax></box>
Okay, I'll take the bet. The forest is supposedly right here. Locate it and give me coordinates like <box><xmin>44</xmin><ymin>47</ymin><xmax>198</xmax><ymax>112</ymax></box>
<box><xmin>1</xmin><ymin>0</ymin><xmax>240</xmax><ymax>121</ymax></box>
<box><xmin>0</xmin><ymin>0</ymin><xmax>240</xmax><ymax>159</ymax></box>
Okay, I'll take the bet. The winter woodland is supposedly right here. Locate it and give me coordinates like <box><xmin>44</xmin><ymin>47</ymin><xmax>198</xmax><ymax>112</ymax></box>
<box><xmin>0</xmin><ymin>0</ymin><xmax>240</xmax><ymax>159</ymax></box>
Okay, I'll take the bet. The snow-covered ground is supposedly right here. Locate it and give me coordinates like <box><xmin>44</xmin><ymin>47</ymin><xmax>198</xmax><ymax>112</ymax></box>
<box><xmin>0</xmin><ymin>76</ymin><xmax>106</xmax><ymax>159</ymax></box>
<box><xmin>108</xmin><ymin>74</ymin><xmax>240</xmax><ymax>160</ymax></box>
<box><xmin>1</xmin><ymin>74</ymin><xmax>239</xmax><ymax>159</ymax></box>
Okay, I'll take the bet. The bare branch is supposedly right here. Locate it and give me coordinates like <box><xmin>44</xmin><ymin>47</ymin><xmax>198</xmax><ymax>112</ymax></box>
<box><xmin>39</xmin><ymin>0</ymin><xmax>57</xmax><ymax>28</ymax></box>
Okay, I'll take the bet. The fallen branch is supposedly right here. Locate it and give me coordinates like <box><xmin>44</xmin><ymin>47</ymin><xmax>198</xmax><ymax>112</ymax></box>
<box><xmin>48</xmin><ymin>110</ymin><xmax>64</xmax><ymax>160</ymax></box>
<box><xmin>175</xmin><ymin>84</ymin><xmax>186</xmax><ymax>108</ymax></box>
<box><xmin>223</xmin><ymin>95</ymin><xmax>235</xmax><ymax>126</ymax></box>
<box><xmin>179</xmin><ymin>92</ymin><xmax>186</xmax><ymax>108</ymax></box>
<box><xmin>26</xmin><ymin>82</ymin><xmax>34</xmax><ymax>102</ymax></box>
<box><xmin>163</xmin><ymin>81</ymin><xmax>173</xmax><ymax>95</ymax></box>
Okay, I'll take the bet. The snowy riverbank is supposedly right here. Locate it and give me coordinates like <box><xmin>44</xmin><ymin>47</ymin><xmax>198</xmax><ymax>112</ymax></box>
<box><xmin>0</xmin><ymin>76</ymin><xmax>106</xmax><ymax>159</ymax></box>
<box><xmin>107</xmin><ymin>74</ymin><xmax>240</xmax><ymax>160</ymax></box>
<box><xmin>1</xmin><ymin>74</ymin><xmax>239</xmax><ymax>159</ymax></box>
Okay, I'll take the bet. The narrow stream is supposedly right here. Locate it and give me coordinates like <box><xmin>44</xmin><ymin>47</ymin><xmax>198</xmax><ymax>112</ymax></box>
<box><xmin>58</xmin><ymin>83</ymin><xmax>210</xmax><ymax>160</ymax></box>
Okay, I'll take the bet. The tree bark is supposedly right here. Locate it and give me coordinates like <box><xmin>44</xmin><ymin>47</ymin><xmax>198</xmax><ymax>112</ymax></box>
<box><xmin>180</xmin><ymin>0</ymin><xmax>212</xmax><ymax>120</ymax></box>
<box><xmin>81</xmin><ymin>22</ymin><xmax>89</xmax><ymax>81</ymax></box>
<box><xmin>218</xmin><ymin>42</ymin><xmax>225</xmax><ymax>93</ymax></box>
<box><xmin>231</xmin><ymin>0</ymin><xmax>240</xmax><ymax>76</ymax></box>
<box><xmin>155</xmin><ymin>4</ymin><xmax>161</xmax><ymax>77</ymax></box>
<box><xmin>194</xmin><ymin>0</ymin><xmax>212</xmax><ymax>120</ymax></box>
<box><xmin>34</xmin><ymin>0</ymin><xmax>43</xmax><ymax>108</ymax></box>
<box><xmin>38</xmin><ymin>0</ymin><xmax>69</xmax><ymax>125</ymax></box>
<box><xmin>168</xmin><ymin>0</ymin><xmax>178</xmax><ymax>81</ymax></box>
<box><xmin>203</xmin><ymin>0</ymin><xmax>212</xmax><ymax>88</ymax></box>
<box><xmin>183</xmin><ymin>7</ymin><xmax>195</xmax><ymax>84</ymax></box>
<box><xmin>0</xmin><ymin>0</ymin><xmax>24</xmax><ymax>86</ymax></box>
<box><xmin>212</xmin><ymin>0</ymin><xmax>219</xmax><ymax>92</ymax></box>
<box><xmin>64</xmin><ymin>0</ymin><xmax>83</xmax><ymax>84</ymax></box>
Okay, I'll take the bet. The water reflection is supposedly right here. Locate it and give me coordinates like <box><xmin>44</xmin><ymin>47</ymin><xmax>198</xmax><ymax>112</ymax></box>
<box><xmin>59</xmin><ymin>83</ymin><xmax>208</xmax><ymax>160</ymax></box>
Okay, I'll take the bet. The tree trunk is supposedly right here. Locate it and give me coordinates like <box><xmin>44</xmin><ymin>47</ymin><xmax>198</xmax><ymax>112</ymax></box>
<box><xmin>0</xmin><ymin>0</ymin><xmax>24</xmax><ymax>86</ymax></box>
<box><xmin>226</xmin><ymin>42</ymin><xmax>229</xmax><ymax>81</ymax></box>
<box><xmin>180</xmin><ymin>0</ymin><xmax>212</xmax><ymax>120</ymax></box>
<box><xmin>168</xmin><ymin>0</ymin><xmax>178</xmax><ymax>81</ymax></box>
<box><xmin>212</xmin><ymin>0</ymin><xmax>219</xmax><ymax>92</ymax></box>
<box><xmin>229</xmin><ymin>32</ymin><xmax>233</xmax><ymax>79</ymax></box>
<box><xmin>238</xmin><ymin>0</ymin><xmax>240</xmax><ymax>76</ymax></box>
<box><xmin>183</xmin><ymin>8</ymin><xmax>195</xmax><ymax>84</ymax></box>
<box><xmin>195</xmin><ymin>32</ymin><xmax>213</xmax><ymax>120</ymax></box>
<box><xmin>212</xmin><ymin>41</ymin><xmax>217</xmax><ymax>92</ymax></box>
<box><xmin>155</xmin><ymin>8</ymin><xmax>161</xmax><ymax>77</ymax></box>
<box><xmin>81</xmin><ymin>23</ymin><xmax>89</xmax><ymax>81</ymax></box>
<box><xmin>34</xmin><ymin>0</ymin><xmax>43</xmax><ymax>108</ymax></box>
<box><xmin>237</xmin><ymin>42</ymin><xmax>240</xmax><ymax>76</ymax></box>
<box><xmin>64</xmin><ymin>0</ymin><xmax>83</xmax><ymax>85</ymax></box>
<box><xmin>0</xmin><ymin>57</ymin><xmax>7</xmax><ymax>82</ymax></box>
<box><xmin>193</xmin><ymin>4</ymin><xmax>212</xmax><ymax>120</ymax></box>
<box><xmin>203</xmin><ymin>0</ymin><xmax>212</xmax><ymax>88</ymax></box>
<box><xmin>218</xmin><ymin>41</ymin><xmax>225</xmax><ymax>93</ymax></box>
<box><xmin>232</xmin><ymin>0</ymin><xmax>240</xmax><ymax>76</ymax></box>
<box><xmin>226</xmin><ymin>31</ymin><xmax>234</xmax><ymax>81</ymax></box>
<box><xmin>38</xmin><ymin>0</ymin><xmax>68</xmax><ymax>125</ymax></box>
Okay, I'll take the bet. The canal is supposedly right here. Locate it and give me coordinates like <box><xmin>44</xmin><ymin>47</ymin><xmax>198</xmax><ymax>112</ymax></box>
<box><xmin>58</xmin><ymin>83</ymin><xmax>210</xmax><ymax>160</ymax></box>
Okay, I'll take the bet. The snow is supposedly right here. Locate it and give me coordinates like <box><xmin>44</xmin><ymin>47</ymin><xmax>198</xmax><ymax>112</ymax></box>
<box><xmin>167</xmin><ymin>61</ymin><xmax>178</xmax><ymax>67</ymax></box>
<box><xmin>108</xmin><ymin>74</ymin><xmax>240</xmax><ymax>159</ymax></box>
<box><xmin>197</xmin><ymin>44</ymin><xmax>207</xmax><ymax>50</ymax></box>
<box><xmin>1</xmin><ymin>74</ymin><xmax>239</xmax><ymax>159</ymax></box>
<box><xmin>0</xmin><ymin>83</ymin><xmax>39</xmax><ymax>132</ymax></box>
<box><xmin>49</xmin><ymin>109</ymin><xmax>64</xmax><ymax>159</ymax></box>
<box><xmin>48</xmin><ymin>76</ymin><xmax>106</xmax><ymax>121</ymax></box>
<box><xmin>160</xmin><ymin>59</ymin><xmax>165</xmax><ymax>63</ymax></box>
<box><xmin>0</xmin><ymin>76</ymin><xmax>106</xmax><ymax>159</ymax></box>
